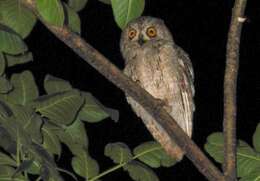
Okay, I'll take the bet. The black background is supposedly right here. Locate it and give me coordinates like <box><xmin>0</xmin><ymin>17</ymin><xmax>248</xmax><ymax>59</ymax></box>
<box><xmin>11</xmin><ymin>0</ymin><xmax>260</xmax><ymax>180</ymax></box>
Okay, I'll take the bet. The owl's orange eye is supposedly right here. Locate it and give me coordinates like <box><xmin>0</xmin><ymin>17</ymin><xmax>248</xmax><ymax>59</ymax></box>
<box><xmin>128</xmin><ymin>29</ymin><xmax>137</xmax><ymax>40</ymax></box>
<box><xmin>146</xmin><ymin>26</ymin><xmax>157</xmax><ymax>38</ymax></box>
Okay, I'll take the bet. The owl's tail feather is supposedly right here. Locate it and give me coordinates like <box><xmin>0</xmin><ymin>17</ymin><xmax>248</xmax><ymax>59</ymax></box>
<box><xmin>164</xmin><ymin>142</ymin><xmax>184</xmax><ymax>161</ymax></box>
<box><xmin>145</xmin><ymin>118</ymin><xmax>185</xmax><ymax>161</ymax></box>
<box><xmin>181</xmin><ymin>91</ymin><xmax>193</xmax><ymax>137</ymax></box>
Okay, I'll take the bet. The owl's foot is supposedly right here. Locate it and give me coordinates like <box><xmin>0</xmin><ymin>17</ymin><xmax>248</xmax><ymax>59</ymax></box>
<box><xmin>133</xmin><ymin>79</ymin><xmax>141</xmax><ymax>85</ymax></box>
<box><xmin>156</xmin><ymin>98</ymin><xmax>172</xmax><ymax>113</ymax></box>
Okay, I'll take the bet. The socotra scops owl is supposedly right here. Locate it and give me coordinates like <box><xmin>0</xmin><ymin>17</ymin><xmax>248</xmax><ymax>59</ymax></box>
<box><xmin>120</xmin><ymin>16</ymin><xmax>195</xmax><ymax>160</ymax></box>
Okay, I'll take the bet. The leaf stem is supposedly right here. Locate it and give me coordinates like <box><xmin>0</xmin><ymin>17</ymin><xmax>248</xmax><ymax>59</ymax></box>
<box><xmin>89</xmin><ymin>163</ymin><xmax>125</xmax><ymax>181</ymax></box>
<box><xmin>16</xmin><ymin>130</ymin><xmax>21</xmax><ymax>166</ymax></box>
<box><xmin>89</xmin><ymin>146</ymin><xmax>163</xmax><ymax>181</ymax></box>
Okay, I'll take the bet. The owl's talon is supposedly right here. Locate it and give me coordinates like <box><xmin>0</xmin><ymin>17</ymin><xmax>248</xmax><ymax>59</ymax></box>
<box><xmin>133</xmin><ymin>79</ymin><xmax>141</xmax><ymax>85</ymax></box>
<box><xmin>156</xmin><ymin>98</ymin><xmax>171</xmax><ymax>112</ymax></box>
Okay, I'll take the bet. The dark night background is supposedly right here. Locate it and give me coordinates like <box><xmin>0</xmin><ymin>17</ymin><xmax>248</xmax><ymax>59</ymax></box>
<box><xmin>9</xmin><ymin>0</ymin><xmax>260</xmax><ymax>180</ymax></box>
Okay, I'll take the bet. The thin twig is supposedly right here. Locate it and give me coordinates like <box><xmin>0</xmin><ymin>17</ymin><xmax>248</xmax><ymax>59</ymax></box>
<box><xmin>21</xmin><ymin>0</ymin><xmax>225</xmax><ymax>180</ymax></box>
<box><xmin>224</xmin><ymin>0</ymin><xmax>247</xmax><ymax>180</ymax></box>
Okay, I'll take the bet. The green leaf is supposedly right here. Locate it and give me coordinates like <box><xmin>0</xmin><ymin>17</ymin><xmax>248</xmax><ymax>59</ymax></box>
<box><xmin>134</xmin><ymin>141</ymin><xmax>177</xmax><ymax>168</ymax></box>
<box><xmin>253</xmin><ymin>123</ymin><xmax>260</xmax><ymax>152</ymax></box>
<box><xmin>0</xmin><ymin>165</ymin><xmax>15</xmax><ymax>176</ymax></box>
<box><xmin>37</xmin><ymin>163</ymin><xmax>63</xmax><ymax>181</ymax></box>
<box><xmin>30</xmin><ymin>143</ymin><xmax>56</xmax><ymax>167</ymax></box>
<box><xmin>10</xmin><ymin>105</ymin><xmax>43</xmax><ymax>143</ymax></box>
<box><xmin>42</xmin><ymin>124</ymin><xmax>62</xmax><ymax>156</ymax></box>
<box><xmin>64</xmin><ymin>3</ymin><xmax>81</xmax><ymax>34</ymax></box>
<box><xmin>0</xmin><ymin>100</ymin><xmax>13</xmax><ymax>118</ymax></box>
<box><xmin>27</xmin><ymin>160</ymin><xmax>41</xmax><ymax>175</ymax></box>
<box><xmin>5</xmin><ymin>52</ymin><xmax>33</xmax><ymax>67</ymax></box>
<box><xmin>124</xmin><ymin>161</ymin><xmax>159</xmax><ymax>181</ymax></box>
<box><xmin>104</xmin><ymin>142</ymin><xmax>132</xmax><ymax>164</ymax></box>
<box><xmin>29</xmin><ymin>143</ymin><xmax>63</xmax><ymax>181</ymax></box>
<box><xmin>0</xmin><ymin>76</ymin><xmax>13</xmax><ymax>94</ymax></box>
<box><xmin>44</xmin><ymin>74</ymin><xmax>73</xmax><ymax>94</ymax></box>
<box><xmin>111</xmin><ymin>0</ymin><xmax>145</xmax><ymax>29</ymax></box>
<box><xmin>13</xmin><ymin>159</ymin><xmax>34</xmax><ymax>177</ymax></box>
<box><xmin>8</xmin><ymin>70</ymin><xmax>39</xmax><ymax>105</ymax></box>
<box><xmin>0</xmin><ymin>152</ymin><xmax>16</xmax><ymax>166</ymax></box>
<box><xmin>0</xmin><ymin>0</ymin><xmax>37</xmax><ymax>38</ymax></box>
<box><xmin>68</xmin><ymin>0</ymin><xmax>88</xmax><ymax>12</ymax></box>
<box><xmin>0</xmin><ymin>165</ymin><xmax>26</xmax><ymax>181</ymax></box>
<box><xmin>36</xmin><ymin>0</ymin><xmax>65</xmax><ymax>27</ymax></box>
<box><xmin>237</xmin><ymin>141</ymin><xmax>260</xmax><ymax>178</ymax></box>
<box><xmin>239</xmin><ymin>170</ymin><xmax>260</xmax><ymax>181</ymax></box>
<box><xmin>57</xmin><ymin>119</ymin><xmax>88</xmax><ymax>154</ymax></box>
<box><xmin>0</xmin><ymin>52</ymin><xmax>5</xmax><ymax>75</ymax></box>
<box><xmin>71</xmin><ymin>149</ymin><xmax>99</xmax><ymax>179</ymax></box>
<box><xmin>204</xmin><ymin>132</ymin><xmax>224</xmax><ymax>163</ymax></box>
<box><xmin>205</xmin><ymin>132</ymin><xmax>260</xmax><ymax>178</ymax></box>
<box><xmin>98</xmin><ymin>0</ymin><xmax>111</xmax><ymax>5</ymax></box>
<box><xmin>0</xmin><ymin>25</ymin><xmax>28</xmax><ymax>54</ymax></box>
<box><xmin>0</xmin><ymin>125</ymin><xmax>16</xmax><ymax>154</ymax></box>
<box><xmin>30</xmin><ymin>90</ymin><xmax>84</xmax><ymax>125</ymax></box>
<box><xmin>78</xmin><ymin>92</ymin><xmax>109</xmax><ymax>123</ymax></box>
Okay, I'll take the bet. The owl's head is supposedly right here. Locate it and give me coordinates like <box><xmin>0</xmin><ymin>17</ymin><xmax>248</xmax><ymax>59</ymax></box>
<box><xmin>120</xmin><ymin>16</ymin><xmax>174</xmax><ymax>54</ymax></box>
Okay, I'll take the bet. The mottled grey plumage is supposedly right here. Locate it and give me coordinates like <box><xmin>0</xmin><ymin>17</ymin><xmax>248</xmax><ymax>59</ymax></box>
<box><xmin>120</xmin><ymin>16</ymin><xmax>195</xmax><ymax>160</ymax></box>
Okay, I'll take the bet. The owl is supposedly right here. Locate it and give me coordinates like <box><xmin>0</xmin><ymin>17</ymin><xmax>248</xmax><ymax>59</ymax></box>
<box><xmin>120</xmin><ymin>16</ymin><xmax>195</xmax><ymax>160</ymax></box>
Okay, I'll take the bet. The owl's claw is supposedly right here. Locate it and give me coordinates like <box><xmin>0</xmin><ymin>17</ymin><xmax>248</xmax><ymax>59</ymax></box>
<box><xmin>156</xmin><ymin>98</ymin><xmax>172</xmax><ymax>112</ymax></box>
<box><xmin>133</xmin><ymin>79</ymin><xmax>141</xmax><ymax>85</ymax></box>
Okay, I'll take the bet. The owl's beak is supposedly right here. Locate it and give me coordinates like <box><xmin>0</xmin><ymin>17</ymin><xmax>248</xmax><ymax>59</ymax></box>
<box><xmin>138</xmin><ymin>35</ymin><xmax>146</xmax><ymax>46</ymax></box>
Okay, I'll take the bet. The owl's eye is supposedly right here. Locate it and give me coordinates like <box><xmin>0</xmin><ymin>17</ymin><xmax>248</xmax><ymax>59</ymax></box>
<box><xmin>146</xmin><ymin>26</ymin><xmax>157</xmax><ymax>38</ymax></box>
<box><xmin>128</xmin><ymin>29</ymin><xmax>137</xmax><ymax>40</ymax></box>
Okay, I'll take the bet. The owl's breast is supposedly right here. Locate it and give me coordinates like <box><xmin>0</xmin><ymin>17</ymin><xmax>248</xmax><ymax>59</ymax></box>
<box><xmin>132</xmin><ymin>47</ymin><xmax>178</xmax><ymax>99</ymax></box>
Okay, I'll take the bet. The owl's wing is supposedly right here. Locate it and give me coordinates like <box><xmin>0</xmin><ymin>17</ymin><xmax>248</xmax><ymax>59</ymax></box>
<box><xmin>175</xmin><ymin>47</ymin><xmax>195</xmax><ymax>97</ymax></box>
<box><xmin>176</xmin><ymin>46</ymin><xmax>195</xmax><ymax>137</ymax></box>
<box><xmin>159</xmin><ymin>44</ymin><xmax>195</xmax><ymax>137</ymax></box>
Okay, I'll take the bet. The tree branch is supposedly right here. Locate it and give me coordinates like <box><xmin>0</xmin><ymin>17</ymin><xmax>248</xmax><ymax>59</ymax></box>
<box><xmin>224</xmin><ymin>0</ymin><xmax>247</xmax><ymax>180</ymax></box>
<box><xmin>21</xmin><ymin>0</ymin><xmax>225</xmax><ymax>180</ymax></box>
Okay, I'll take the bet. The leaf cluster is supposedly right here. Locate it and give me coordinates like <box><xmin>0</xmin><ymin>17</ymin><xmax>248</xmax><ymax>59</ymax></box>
<box><xmin>205</xmin><ymin>124</ymin><xmax>260</xmax><ymax>181</ymax></box>
<box><xmin>0</xmin><ymin>63</ymin><xmax>116</xmax><ymax>180</ymax></box>
<box><xmin>0</xmin><ymin>0</ymin><xmax>145</xmax><ymax>56</ymax></box>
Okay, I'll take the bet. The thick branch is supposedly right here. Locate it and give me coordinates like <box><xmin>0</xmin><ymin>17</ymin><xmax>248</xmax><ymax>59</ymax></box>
<box><xmin>224</xmin><ymin>0</ymin><xmax>247</xmax><ymax>180</ymax></box>
<box><xmin>21</xmin><ymin>0</ymin><xmax>225</xmax><ymax>180</ymax></box>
